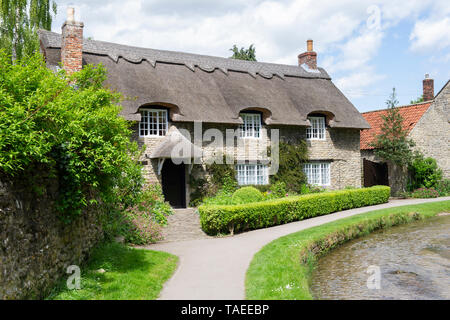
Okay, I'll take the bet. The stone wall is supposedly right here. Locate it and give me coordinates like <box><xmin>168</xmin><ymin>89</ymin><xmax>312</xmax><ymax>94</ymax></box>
<box><xmin>0</xmin><ymin>170</ymin><xmax>102</xmax><ymax>299</ymax></box>
<box><xmin>409</xmin><ymin>82</ymin><xmax>450</xmax><ymax>179</ymax></box>
<box><xmin>133</xmin><ymin>121</ymin><xmax>362</xmax><ymax>196</ymax></box>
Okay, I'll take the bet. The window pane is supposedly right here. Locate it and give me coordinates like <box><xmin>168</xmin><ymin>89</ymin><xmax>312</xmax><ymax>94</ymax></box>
<box><xmin>240</xmin><ymin>113</ymin><xmax>261</xmax><ymax>138</ymax></box>
<box><xmin>236</xmin><ymin>164</ymin><xmax>268</xmax><ymax>185</ymax></box>
<box><xmin>139</xmin><ymin>109</ymin><xmax>167</xmax><ymax>136</ymax></box>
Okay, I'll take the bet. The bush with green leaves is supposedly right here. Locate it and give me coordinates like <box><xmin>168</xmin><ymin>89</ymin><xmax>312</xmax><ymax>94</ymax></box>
<box><xmin>231</xmin><ymin>186</ymin><xmax>263</xmax><ymax>205</ymax></box>
<box><xmin>199</xmin><ymin>186</ymin><xmax>391</xmax><ymax>235</ymax></box>
<box><xmin>0</xmin><ymin>51</ymin><xmax>144</xmax><ymax>223</ymax></box>
<box><xmin>189</xmin><ymin>161</ymin><xmax>237</xmax><ymax>206</ymax></box>
<box><xmin>408</xmin><ymin>154</ymin><xmax>443</xmax><ymax>190</ymax></box>
<box><xmin>435</xmin><ymin>180</ymin><xmax>450</xmax><ymax>197</ymax></box>
<box><xmin>116</xmin><ymin>185</ymin><xmax>171</xmax><ymax>245</ymax></box>
<box><xmin>411</xmin><ymin>188</ymin><xmax>439</xmax><ymax>199</ymax></box>
<box><xmin>270</xmin><ymin>141</ymin><xmax>308</xmax><ymax>193</ymax></box>
<box><xmin>270</xmin><ymin>181</ymin><xmax>288</xmax><ymax>198</ymax></box>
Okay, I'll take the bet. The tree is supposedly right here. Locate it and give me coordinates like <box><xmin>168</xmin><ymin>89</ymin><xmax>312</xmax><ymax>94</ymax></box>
<box><xmin>410</xmin><ymin>95</ymin><xmax>424</xmax><ymax>104</ymax></box>
<box><xmin>0</xmin><ymin>51</ymin><xmax>143</xmax><ymax>222</ymax></box>
<box><xmin>371</xmin><ymin>88</ymin><xmax>415</xmax><ymax>193</ymax></box>
<box><xmin>0</xmin><ymin>0</ymin><xmax>57</xmax><ymax>60</ymax></box>
<box><xmin>229</xmin><ymin>44</ymin><xmax>256</xmax><ymax>61</ymax></box>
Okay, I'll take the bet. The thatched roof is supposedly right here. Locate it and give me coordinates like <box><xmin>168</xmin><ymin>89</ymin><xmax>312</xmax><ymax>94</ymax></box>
<box><xmin>149</xmin><ymin>130</ymin><xmax>202</xmax><ymax>159</ymax></box>
<box><xmin>38</xmin><ymin>30</ymin><xmax>370</xmax><ymax>129</ymax></box>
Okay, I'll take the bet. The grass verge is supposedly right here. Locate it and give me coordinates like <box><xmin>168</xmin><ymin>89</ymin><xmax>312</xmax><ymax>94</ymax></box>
<box><xmin>47</xmin><ymin>242</ymin><xmax>178</xmax><ymax>300</ymax></box>
<box><xmin>245</xmin><ymin>200</ymin><xmax>450</xmax><ymax>300</ymax></box>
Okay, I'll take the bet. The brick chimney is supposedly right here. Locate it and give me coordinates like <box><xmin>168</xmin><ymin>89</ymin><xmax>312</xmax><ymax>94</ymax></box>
<box><xmin>61</xmin><ymin>7</ymin><xmax>84</xmax><ymax>75</ymax></box>
<box><xmin>423</xmin><ymin>74</ymin><xmax>434</xmax><ymax>101</ymax></box>
<box><xmin>298</xmin><ymin>39</ymin><xmax>317</xmax><ymax>70</ymax></box>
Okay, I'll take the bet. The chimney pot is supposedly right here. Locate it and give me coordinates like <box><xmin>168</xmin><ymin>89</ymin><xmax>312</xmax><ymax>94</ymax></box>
<box><xmin>307</xmin><ymin>39</ymin><xmax>313</xmax><ymax>52</ymax></box>
<box><xmin>422</xmin><ymin>74</ymin><xmax>434</xmax><ymax>101</ymax></box>
<box><xmin>67</xmin><ymin>7</ymin><xmax>75</xmax><ymax>22</ymax></box>
<box><xmin>298</xmin><ymin>39</ymin><xmax>317</xmax><ymax>70</ymax></box>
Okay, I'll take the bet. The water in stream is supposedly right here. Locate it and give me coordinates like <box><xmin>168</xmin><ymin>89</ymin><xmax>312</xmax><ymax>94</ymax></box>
<box><xmin>310</xmin><ymin>215</ymin><xmax>450</xmax><ymax>300</ymax></box>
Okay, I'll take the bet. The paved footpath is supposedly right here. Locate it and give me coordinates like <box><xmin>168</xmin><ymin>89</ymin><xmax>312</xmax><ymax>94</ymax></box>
<box><xmin>144</xmin><ymin>197</ymin><xmax>450</xmax><ymax>300</ymax></box>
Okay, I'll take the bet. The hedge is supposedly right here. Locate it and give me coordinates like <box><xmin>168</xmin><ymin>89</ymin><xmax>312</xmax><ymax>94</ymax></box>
<box><xmin>199</xmin><ymin>186</ymin><xmax>391</xmax><ymax>235</ymax></box>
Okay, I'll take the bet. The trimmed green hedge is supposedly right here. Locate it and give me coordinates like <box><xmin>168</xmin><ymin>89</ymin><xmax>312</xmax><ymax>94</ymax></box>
<box><xmin>199</xmin><ymin>186</ymin><xmax>390</xmax><ymax>235</ymax></box>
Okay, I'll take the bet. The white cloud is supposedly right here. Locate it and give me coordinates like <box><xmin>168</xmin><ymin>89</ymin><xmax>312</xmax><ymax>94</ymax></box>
<box><xmin>410</xmin><ymin>17</ymin><xmax>450</xmax><ymax>52</ymax></box>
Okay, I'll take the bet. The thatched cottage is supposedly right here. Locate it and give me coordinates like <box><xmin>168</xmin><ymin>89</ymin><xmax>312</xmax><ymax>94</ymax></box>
<box><xmin>361</xmin><ymin>76</ymin><xmax>450</xmax><ymax>193</ymax></box>
<box><xmin>38</xmin><ymin>9</ymin><xmax>370</xmax><ymax>207</ymax></box>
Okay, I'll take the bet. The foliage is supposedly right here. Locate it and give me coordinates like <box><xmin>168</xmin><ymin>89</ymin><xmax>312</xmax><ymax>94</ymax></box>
<box><xmin>229</xmin><ymin>44</ymin><xmax>256</xmax><ymax>61</ymax></box>
<box><xmin>408</xmin><ymin>153</ymin><xmax>442</xmax><ymax>190</ymax></box>
<box><xmin>0</xmin><ymin>51</ymin><xmax>143</xmax><ymax>223</ymax></box>
<box><xmin>245</xmin><ymin>201</ymin><xmax>450</xmax><ymax>300</ymax></box>
<box><xmin>189</xmin><ymin>160</ymin><xmax>237</xmax><ymax>206</ymax></box>
<box><xmin>0</xmin><ymin>0</ymin><xmax>56</xmax><ymax>59</ymax></box>
<box><xmin>199</xmin><ymin>186</ymin><xmax>391</xmax><ymax>235</ymax></box>
<box><xmin>231</xmin><ymin>186</ymin><xmax>263</xmax><ymax>205</ymax></box>
<box><xmin>411</xmin><ymin>188</ymin><xmax>439</xmax><ymax>199</ymax></box>
<box><xmin>47</xmin><ymin>242</ymin><xmax>178</xmax><ymax>300</ymax></box>
<box><xmin>102</xmin><ymin>184</ymin><xmax>172</xmax><ymax>245</ymax></box>
<box><xmin>410</xmin><ymin>95</ymin><xmax>424</xmax><ymax>104</ymax></box>
<box><xmin>371</xmin><ymin>88</ymin><xmax>415</xmax><ymax>167</ymax></box>
<box><xmin>270</xmin><ymin>140</ymin><xmax>308</xmax><ymax>193</ymax></box>
<box><xmin>270</xmin><ymin>181</ymin><xmax>288</xmax><ymax>198</ymax></box>
<box><xmin>435</xmin><ymin>179</ymin><xmax>450</xmax><ymax>197</ymax></box>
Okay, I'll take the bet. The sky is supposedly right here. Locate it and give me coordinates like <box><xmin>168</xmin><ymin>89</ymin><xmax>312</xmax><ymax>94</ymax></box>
<box><xmin>52</xmin><ymin>0</ymin><xmax>450</xmax><ymax>112</ymax></box>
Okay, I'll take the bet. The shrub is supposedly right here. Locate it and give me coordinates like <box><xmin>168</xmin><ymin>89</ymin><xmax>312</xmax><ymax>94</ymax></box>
<box><xmin>0</xmin><ymin>51</ymin><xmax>143</xmax><ymax>223</ymax></box>
<box><xmin>435</xmin><ymin>179</ymin><xmax>450</xmax><ymax>197</ymax></box>
<box><xmin>270</xmin><ymin>181</ymin><xmax>288</xmax><ymax>198</ymax></box>
<box><xmin>411</xmin><ymin>188</ymin><xmax>439</xmax><ymax>199</ymax></box>
<box><xmin>199</xmin><ymin>186</ymin><xmax>391</xmax><ymax>235</ymax></box>
<box><xmin>103</xmin><ymin>184</ymin><xmax>172</xmax><ymax>244</ymax></box>
<box><xmin>270</xmin><ymin>141</ymin><xmax>308</xmax><ymax>193</ymax></box>
<box><xmin>231</xmin><ymin>186</ymin><xmax>263</xmax><ymax>205</ymax></box>
<box><xmin>408</xmin><ymin>154</ymin><xmax>443</xmax><ymax>190</ymax></box>
<box><xmin>189</xmin><ymin>163</ymin><xmax>237</xmax><ymax>206</ymax></box>
<box><xmin>202</xmin><ymin>189</ymin><xmax>234</xmax><ymax>206</ymax></box>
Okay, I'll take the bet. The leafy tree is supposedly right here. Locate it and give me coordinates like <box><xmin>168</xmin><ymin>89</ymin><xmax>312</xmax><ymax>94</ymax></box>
<box><xmin>229</xmin><ymin>44</ymin><xmax>256</xmax><ymax>61</ymax></box>
<box><xmin>408</xmin><ymin>152</ymin><xmax>442</xmax><ymax>190</ymax></box>
<box><xmin>0</xmin><ymin>0</ymin><xmax>57</xmax><ymax>60</ymax></box>
<box><xmin>371</xmin><ymin>88</ymin><xmax>415</xmax><ymax>193</ymax></box>
<box><xmin>0</xmin><ymin>51</ymin><xmax>143</xmax><ymax>222</ymax></box>
<box><xmin>410</xmin><ymin>95</ymin><xmax>424</xmax><ymax>104</ymax></box>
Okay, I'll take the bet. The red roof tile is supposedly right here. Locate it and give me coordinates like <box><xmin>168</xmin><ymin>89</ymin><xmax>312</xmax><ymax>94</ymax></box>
<box><xmin>360</xmin><ymin>102</ymin><xmax>432</xmax><ymax>150</ymax></box>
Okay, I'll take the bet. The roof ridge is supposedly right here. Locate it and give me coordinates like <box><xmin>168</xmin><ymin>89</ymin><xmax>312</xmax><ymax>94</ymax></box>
<box><xmin>38</xmin><ymin>29</ymin><xmax>331</xmax><ymax>80</ymax></box>
<box><xmin>362</xmin><ymin>101</ymin><xmax>432</xmax><ymax>114</ymax></box>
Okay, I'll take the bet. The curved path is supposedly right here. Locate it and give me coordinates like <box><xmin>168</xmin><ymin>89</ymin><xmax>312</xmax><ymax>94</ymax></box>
<box><xmin>144</xmin><ymin>197</ymin><xmax>450</xmax><ymax>300</ymax></box>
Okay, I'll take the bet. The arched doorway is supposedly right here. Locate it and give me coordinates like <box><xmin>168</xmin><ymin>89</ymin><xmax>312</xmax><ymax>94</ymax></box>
<box><xmin>161</xmin><ymin>160</ymin><xmax>186</xmax><ymax>208</ymax></box>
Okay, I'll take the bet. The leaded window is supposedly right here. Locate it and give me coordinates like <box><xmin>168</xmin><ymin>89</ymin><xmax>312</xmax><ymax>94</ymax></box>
<box><xmin>139</xmin><ymin>109</ymin><xmax>168</xmax><ymax>137</ymax></box>
<box><xmin>239</xmin><ymin>113</ymin><xmax>261</xmax><ymax>138</ymax></box>
<box><xmin>303</xmin><ymin>162</ymin><xmax>330</xmax><ymax>186</ymax></box>
<box><xmin>236</xmin><ymin>164</ymin><xmax>268</xmax><ymax>185</ymax></box>
<box><xmin>306</xmin><ymin>116</ymin><xmax>326</xmax><ymax>140</ymax></box>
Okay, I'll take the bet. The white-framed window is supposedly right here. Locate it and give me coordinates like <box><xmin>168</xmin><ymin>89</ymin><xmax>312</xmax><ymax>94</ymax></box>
<box><xmin>236</xmin><ymin>164</ymin><xmax>269</xmax><ymax>185</ymax></box>
<box><xmin>139</xmin><ymin>109</ymin><xmax>168</xmax><ymax>137</ymax></box>
<box><xmin>306</xmin><ymin>116</ymin><xmax>326</xmax><ymax>140</ymax></box>
<box><xmin>239</xmin><ymin>113</ymin><xmax>261</xmax><ymax>138</ymax></box>
<box><xmin>303</xmin><ymin>162</ymin><xmax>330</xmax><ymax>186</ymax></box>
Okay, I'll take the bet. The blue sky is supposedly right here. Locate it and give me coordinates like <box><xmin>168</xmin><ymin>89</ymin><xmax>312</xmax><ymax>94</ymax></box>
<box><xmin>52</xmin><ymin>0</ymin><xmax>450</xmax><ymax>112</ymax></box>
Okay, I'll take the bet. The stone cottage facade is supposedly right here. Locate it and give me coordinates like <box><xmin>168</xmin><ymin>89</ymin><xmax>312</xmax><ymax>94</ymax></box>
<box><xmin>38</xmin><ymin>9</ymin><xmax>370</xmax><ymax>207</ymax></box>
<box><xmin>361</xmin><ymin>76</ymin><xmax>450</xmax><ymax>193</ymax></box>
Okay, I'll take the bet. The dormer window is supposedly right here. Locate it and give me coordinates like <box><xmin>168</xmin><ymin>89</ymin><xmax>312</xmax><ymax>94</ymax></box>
<box><xmin>306</xmin><ymin>116</ymin><xmax>326</xmax><ymax>140</ymax></box>
<box><xmin>239</xmin><ymin>113</ymin><xmax>261</xmax><ymax>138</ymax></box>
<box><xmin>139</xmin><ymin>108</ymin><xmax>168</xmax><ymax>137</ymax></box>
